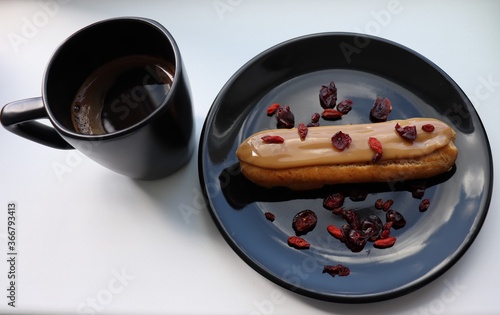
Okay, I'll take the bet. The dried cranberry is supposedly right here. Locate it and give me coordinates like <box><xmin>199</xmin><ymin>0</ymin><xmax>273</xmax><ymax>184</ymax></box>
<box><xmin>382</xmin><ymin>199</ymin><xmax>394</xmax><ymax>211</ymax></box>
<box><xmin>261</xmin><ymin>135</ymin><xmax>284</xmax><ymax>144</ymax></box>
<box><xmin>386</xmin><ymin>210</ymin><xmax>406</xmax><ymax>229</ymax></box>
<box><xmin>368</xmin><ymin>137</ymin><xmax>383</xmax><ymax>162</ymax></box>
<box><xmin>331</xmin><ymin>207</ymin><xmax>345</xmax><ymax>216</ymax></box>
<box><xmin>411</xmin><ymin>184</ymin><xmax>426</xmax><ymax>199</ymax></box>
<box><xmin>323</xmin><ymin>264</ymin><xmax>350</xmax><ymax>277</ymax></box>
<box><xmin>379</xmin><ymin>229</ymin><xmax>391</xmax><ymax>239</ymax></box>
<box><xmin>331</xmin><ymin>131</ymin><xmax>352</xmax><ymax>151</ymax></box>
<box><xmin>349</xmin><ymin>189</ymin><xmax>367</xmax><ymax>202</ymax></box>
<box><xmin>264</xmin><ymin>212</ymin><xmax>275</xmax><ymax>222</ymax></box>
<box><xmin>395</xmin><ymin>123</ymin><xmax>417</xmax><ymax>141</ymax></box>
<box><xmin>311</xmin><ymin>112</ymin><xmax>320</xmax><ymax>123</ymax></box>
<box><xmin>292</xmin><ymin>209</ymin><xmax>318</xmax><ymax>235</ymax></box>
<box><xmin>422</xmin><ymin>124</ymin><xmax>435</xmax><ymax>132</ymax></box>
<box><xmin>345</xmin><ymin>229</ymin><xmax>368</xmax><ymax>252</ymax></box>
<box><xmin>287</xmin><ymin>236</ymin><xmax>310</xmax><ymax>249</ymax></box>
<box><xmin>336</xmin><ymin>99</ymin><xmax>353</xmax><ymax>115</ymax></box>
<box><xmin>297</xmin><ymin>123</ymin><xmax>308</xmax><ymax>141</ymax></box>
<box><xmin>266</xmin><ymin>103</ymin><xmax>280</xmax><ymax>116</ymax></box>
<box><xmin>319</xmin><ymin>81</ymin><xmax>337</xmax><ymax>109</ymax></box>
<box><xmin>374</xmin><ymin>236</ymin><xmax>396</xmax><ymax>249</ymax></box>
<box><xmin>321</xmin><ymin>108</ymin><xmax>343</xmax><ymax>120</ymax></box>
<box><xmin>419</xmin><ymin>198</ymin><xmax>431</xmax><ymax>212</ymax></box>
<box><xmin>323</xmin><ymin>193</ymin><xmax>345</xmax><ymax>210</ymax></box>
<box><xmin>342</xmin><ymin>209</ymin><xmax>361</xmax><ymax>230</ymax></box>
<box><xmin>375</xmin><ymin>198</ymin><xmax>384</xmax><ymax>210</ymax></box>
<box><xmin>370</xmin><ymin>96</ymin><xmax>392</xmax><ymax>122</ymax></box>
<box><xmin>361</xmin><ymin>215</ymin><xmax>383</xmax><ymax>241</ymax></box>
<box><xmin>276</xmin><ymin>105</ymin><xmax>295</xmax><ymax>129</ymax></box>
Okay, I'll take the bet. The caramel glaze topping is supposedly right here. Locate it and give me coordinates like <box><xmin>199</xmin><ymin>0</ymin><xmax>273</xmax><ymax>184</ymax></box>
<box><xmin>236</xmin><ymin>118</ymin><xmax>455</xmax><ymax>169</ymax></box>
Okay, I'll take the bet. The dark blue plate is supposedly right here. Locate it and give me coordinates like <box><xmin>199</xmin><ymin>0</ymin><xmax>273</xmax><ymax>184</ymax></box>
<box><xmin>198</xmin><ymin>33</ymin><xmax>492</xmax><ymax>303</ymax></box>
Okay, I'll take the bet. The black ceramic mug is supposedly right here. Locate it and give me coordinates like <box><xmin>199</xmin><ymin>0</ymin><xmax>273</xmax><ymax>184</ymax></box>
<box><xmin>1</xmin><ymin>17</ymin><xmax>195</xmax><ymax>180</ymax></box>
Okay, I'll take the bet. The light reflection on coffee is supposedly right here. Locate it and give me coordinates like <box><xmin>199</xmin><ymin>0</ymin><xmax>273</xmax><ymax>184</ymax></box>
<box><xmin>71</xmin><ymin>55</ymin><xmax>175</xmax><ymax>135</ymax></box>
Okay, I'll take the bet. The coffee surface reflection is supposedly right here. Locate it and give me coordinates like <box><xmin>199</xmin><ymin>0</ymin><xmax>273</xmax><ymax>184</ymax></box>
<box><xmin>71</xmin><ymin>55</ymin><xmax>175</xmax><ymax>135</ymax></box>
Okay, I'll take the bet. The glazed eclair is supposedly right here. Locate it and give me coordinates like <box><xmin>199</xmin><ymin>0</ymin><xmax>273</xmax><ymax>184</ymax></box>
<box><xmin>236</xmin><ymin>118</ymin><xmax>458</xmax><ymax>190</ymax></box>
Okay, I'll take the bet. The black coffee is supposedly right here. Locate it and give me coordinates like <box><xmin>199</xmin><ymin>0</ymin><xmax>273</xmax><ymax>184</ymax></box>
<box><xmin>71</xmin><ymin>55</ymin><xmax>175</xmax><ymax>135</ymax></box>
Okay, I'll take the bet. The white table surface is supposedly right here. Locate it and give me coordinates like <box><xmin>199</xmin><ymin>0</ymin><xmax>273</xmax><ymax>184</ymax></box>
<box><xmin>1</xmin><ymin>1</ymin><xmax>499</xmax><ymax>314</ymax></box>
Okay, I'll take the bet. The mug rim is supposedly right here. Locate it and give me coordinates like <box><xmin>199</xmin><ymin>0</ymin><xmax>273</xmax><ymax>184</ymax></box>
<box><xmin>42</xmin><ymin>16</ymin><xmax>182</xmax><ymax>140</ymax></box>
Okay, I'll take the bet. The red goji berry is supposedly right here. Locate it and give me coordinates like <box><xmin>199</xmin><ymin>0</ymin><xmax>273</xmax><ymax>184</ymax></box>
<box><xmin>374</xmin><ymin>236</ymin><xmax>396</xmax><ymax>248</ymax></box>
<box><xmin>261</xmin><ymin>135</ymin><xmax>284</xmax><ymax>144</ymax></box>
<box><xmin>368</xmin><ymin>137</ymin><xmax>383</xmax><ymax>162</ymax></box>
<box><xmin>266</xmin><ymin>103</ymin><xmax>280</xmax><ymax>116</ymax></box>
<box><xmin>321</xmin><ymin>108</ymin><xmax>343</xmax><ymax>120</ymax></box>
<box><xmin>327</xmin><ymin>225</ymin><xmax>343</xmax><ymax>240</ymax></box>
<box><xmin>287</xmin><ymin>236</ymin><xmax>310</xmax><ymax>249</ymax></box>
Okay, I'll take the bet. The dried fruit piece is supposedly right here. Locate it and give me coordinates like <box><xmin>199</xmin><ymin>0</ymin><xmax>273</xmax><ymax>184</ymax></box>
<box><xmin>307</xmin><ymin>122</ymin><xmax>320</xmax><ymax>127</ymax></box>
<box><xmin>297</xmin><ymin>123</ymin><xmax>308</xmax><ymax>141</ymax></box>
<box><xmin>266</xmin><ymin>103</ymin><xmax>280</xmax><ymax>116</ymax></box>
<box><xmin>382</xmin><ymin>199</ymin><xmax>394</xmax><ymax>211</ymax></box>
<box><xmin>374</xmin><ymin>236</ymin><xmax>396</xmax><ymax>248</ymax></box>
<box><xmin>370</xmin><ymin>96</ymin><xmax>392</xmax><ymax>122</ymax></box>
<box><xmin>331</xmin><ymin>131</ymin><xmax>352</xmax><ymax>151</ymax></box>
<box><xmin>292</xmin><ymin>209</ymin><xmax>318</xmax><ymax>235</ymax></box>
<box><xmin>386</xmin><ymin>210</ymin><xmax>406</xmax><ymax>229</ymax></box>
<box><xmin>349</xmin><ymin>189</ymin><xmax>367</xmax><ymax>202</ymax></box>
<box><xmin>342</xmin><ymin>209</ymin><xmax>361</xmax><ymax>231</ymax></box>
<box><xmin>323</xmin><ymin>264</ymin><xmax>350</xmax><ymax>277</ymax></box>
<box><xmin>345</xmin><ymin>229</ymin><xmax>368</xmax><ymax>252</ymax></box>
<box><xmin>395</xmin><ymin>123</ymin><xmax>417</xmax><ymax>141</ymax></box>
<box><xmin>419</xmin><ymin>198</ymin><xmax>431</xmax><ymax>212</ymax></box>
<box><xmin>375</xmin><ymin>198</ymin><xmax>384</xmax><ymax>210</ymax></box>
<box><xmin>422</xmin><ymin>124</ymin><xmax>435</xmax><ymax>132</ymax></box>
<box><xmin>331</xmin><ymin>207</ymin><xmax>345</xmax><ymax>215</ymax></box>
<box><xmin>311</xmin><ymin>112</ymin><xmax>321</xmax><ymax>123</ymax></box>
<box><xmin>361</xmin><ymin>215</ymin><xmax>383</xmax><ymax>241</ymax></box>
<box><xmin>323</xmin><ymin>193</ymin><xmax>345</xmax><ymax>210</ymax></box>
<box><xmin>411</xmin><ymin>183</ymin><xmax>426</xmax><ymax>199</ymax></box>
<box><xmin>276</xmin><ymin>105</ymin><xmax>295</xmax><ymax>129</ymax></box>
<box><xmin>321</xmin><ymin>108</ymin><xmax>343</xmax><ymax>120</ymax></box>
<box><xmin>379</xmin><ymin>229</ymin><xmax>391</xmax><ymax>239</ymax></box>
<box><xmin>319</xmin><ymin>81</ymin><xmax>337</xmax><ymax>109</ymax></box>
<box><xmin>264</xmin><ymin>212</ymin><xmax>275</xmax><ymax>222</ymax></box>
<box><xmin>368</xmin><ymin>137</ymin><xmax>383</xmax><ymax>162</ymax></box>
<box><xmin>336</xmin><ymin>99</ymin><xmax>353</xmax><ymax>115</ymax></box>
<box><xmin>287</xmin><ymin>236</ymin><xmax>310</xmax><ymax>249</ymax></box>
<box><xmin>327</xmin><ymin>225</ymin><xmax>343</xmax><ymax>240</ymax></box>
<box><xmin>261</xmin><ymin>135</ymin><xmax>285</xmax><ymax>144</ymax></box>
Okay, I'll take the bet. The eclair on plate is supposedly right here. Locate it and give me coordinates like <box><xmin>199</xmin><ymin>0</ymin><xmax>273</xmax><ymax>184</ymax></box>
<box><xmin>236</xmin><ymin>118</ymin><xmax>458</xmax><ymax>190</ymax></box>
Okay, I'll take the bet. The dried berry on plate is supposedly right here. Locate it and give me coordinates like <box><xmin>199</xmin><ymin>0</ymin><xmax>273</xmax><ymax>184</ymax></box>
<box><xmin>370</xmin><ymin>96</ymin><xmax>392</xmax><ymax>122</ymax></box>
<box><xmin>321</xmin><ymin>108</ymin><xmax>343</xmax><ymax>120</ymax></box>
<box><xmin>266</xmin><ymin>103</ymin><xmax>280</xmax><ymax>116</ymax></box>
<box><xmin>323</xmin><ymin>264</ymin><xmax>350</xmax><ymax>277</ymax></box>
<box><xmin>288</xmin><ymin>236</ymin><xmax>310</xmax><ymax>249</ymax></box>
<box><xmin>264</xmin><ymin>212</ymin><xmax>275</xmax><ymax>222</ymax></box>
<box><xmin>323</xmin><ymin>193</ymin><xmax>345</xmax><ymax>210</ymax></box>
<box><xmin>276</xmin><ymin>105</ymin><xmax>295</xmax><ymax>128</ymax></box>
<box><xmin>319</xmin><ymin>81</ymin><xmax>337</xmax><ymax>109</ymax></box>
<box><xmin>292</xmin><ymin>209</ymin><xmax>318</xmax><ymax>235</ymax></box>
<box><xmin>336</xmin><ymin>99</ymin><xmax>353</xmax><ymax>115</ymax></box>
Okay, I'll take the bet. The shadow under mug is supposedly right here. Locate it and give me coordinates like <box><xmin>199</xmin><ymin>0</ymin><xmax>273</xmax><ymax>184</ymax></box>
<box><xmin>1</xmin><ymin>17</ymin><xmax>195</xmax><ymax>180</ymax></box>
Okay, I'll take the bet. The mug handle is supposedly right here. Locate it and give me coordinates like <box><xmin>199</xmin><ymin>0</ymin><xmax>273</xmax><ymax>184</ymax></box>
<box><xmin>1</xmin><ymin>97</ymin><xmax>74</xmax><ymax>149</ymax></box>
